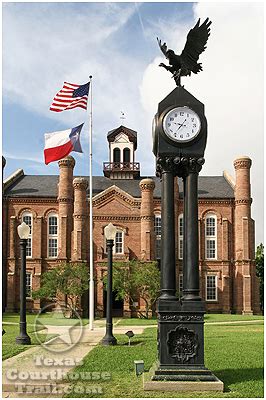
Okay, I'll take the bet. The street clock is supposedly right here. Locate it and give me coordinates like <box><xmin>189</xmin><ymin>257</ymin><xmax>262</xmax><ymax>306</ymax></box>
<box><xmin>153</xmin><ymin>86</ymin><xmax>207</xmax><ymax>159</ymax></box>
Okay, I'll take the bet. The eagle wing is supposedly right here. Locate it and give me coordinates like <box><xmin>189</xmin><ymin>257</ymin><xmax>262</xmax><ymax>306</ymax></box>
<box><xmin>157</xmin><ymin>37</ymin><xmax>168</xmax><ymax>58</ymax></box>
<box><xmin>180</xmin><ymin>18</ymin><xmax>212</xmax><ymax>72</ymax></box>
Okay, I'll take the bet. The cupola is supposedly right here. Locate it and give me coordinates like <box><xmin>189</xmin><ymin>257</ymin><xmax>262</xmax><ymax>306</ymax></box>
<box><xmin>103</xmin><ymin>125</ymin><xmax>140</xmax><ymax>179</ymax></box>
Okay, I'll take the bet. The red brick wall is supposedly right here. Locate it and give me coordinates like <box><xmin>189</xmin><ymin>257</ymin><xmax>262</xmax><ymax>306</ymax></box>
<box><xmin>4</xmin><ymin>156</ymin><xmax>260</xmax><ymax>315</ymax></box>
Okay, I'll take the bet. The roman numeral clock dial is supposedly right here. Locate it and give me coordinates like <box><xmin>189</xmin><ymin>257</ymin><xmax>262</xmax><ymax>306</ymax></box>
<box><xmin>162</xmin><ymin>106</ymin><xmax>201</xmax><ymax>143</ymax></box>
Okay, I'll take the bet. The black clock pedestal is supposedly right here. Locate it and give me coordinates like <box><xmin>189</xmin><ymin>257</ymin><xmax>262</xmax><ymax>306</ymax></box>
<box><xmin>144</xmin><ymin>299</ymin><xmax>223</xmax><ymax>390</ymax></box>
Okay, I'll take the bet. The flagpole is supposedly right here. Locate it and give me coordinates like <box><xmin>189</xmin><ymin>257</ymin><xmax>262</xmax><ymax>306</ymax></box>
<box><xmin>88</xmin><ymin>75</ymin><xmax>94</xmax><ymax>330</ymax></box>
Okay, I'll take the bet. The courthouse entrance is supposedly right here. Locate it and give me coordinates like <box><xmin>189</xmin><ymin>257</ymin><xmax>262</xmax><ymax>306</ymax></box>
<box><xmin>103</xmin><ymin>289</ymin><xmax>124</xmax><ymax>317</ymax></box>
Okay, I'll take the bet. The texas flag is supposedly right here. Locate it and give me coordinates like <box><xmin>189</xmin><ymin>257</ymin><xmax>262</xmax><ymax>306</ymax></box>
<box><xmin>44</xmin><ymin>123</ymin><xmax>84</xmax><ymax>165</ymax></box>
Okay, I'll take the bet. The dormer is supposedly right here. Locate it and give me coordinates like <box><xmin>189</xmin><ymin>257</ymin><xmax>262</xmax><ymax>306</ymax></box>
<box><xmin>103</xmin><ymin>125</ymin><xmax>140</xmax><ymax>179</ymax></box>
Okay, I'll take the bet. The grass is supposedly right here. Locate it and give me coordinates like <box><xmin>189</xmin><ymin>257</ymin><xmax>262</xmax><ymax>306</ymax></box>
<box><xmin>2</xmin><ymin>323</ymin><xmax>57</xmax><ymax>361</ymax></box>
<box><xmin>116</xmin><ymin>313</ymin><xmax>263</xmax><ymax>326</ymax></box>
<box><xmin>64</xmin><ymin>320</ymin><xmax>264</xmax><ymax>398</ymax></box>
<box><xmin>3</xmin><ymin>312</ymin><xmax>89</xmax><ymax>326</ymax></box>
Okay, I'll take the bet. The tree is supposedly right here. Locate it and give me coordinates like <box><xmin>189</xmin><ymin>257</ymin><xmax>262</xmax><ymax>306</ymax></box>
<box><xmin>32</xmin><ymin>262</ymin><xmax>89</xmax><ymax>317</ymax></box>
<box><xmin>102</xmin><ymin>260</ymin><xmax>160</xmax><ymax>319</ymax></box>
<box><xmin>131</xmin><ymin>261</ymin><xmax>160</xmax><ymax>318</ymax></box>
<box><xmin>255</xmin><ymin>243</ymin><xmax>264</xmax><ymax>312</ymax></box>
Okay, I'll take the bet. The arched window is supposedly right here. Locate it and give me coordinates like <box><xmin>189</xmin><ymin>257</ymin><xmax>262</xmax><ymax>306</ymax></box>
<box><xmin>154</xmin><ymin>214</ymin><xmax>161</xmax><ymax>259</ymax></box>
<box><xmin>178</xmin><ymin>214</ymin><xmax>183</xmax><ymax>260</ymax></box>
<box><xmin>48</xmin><ymin>213</ymin><xmax>58</xmax><ymax>258</ymax></box>
<box><xmin>113</xmin><ymin>148</ymin><xmax>121</xmax><ymax>163</ymax></box>
<box><xmin>205</xmin><ymin>214</ymin><xmax>217</xmax><ymax>259</ymax></box>
<box><xmin>22</xmin><ymin>212</ymin><xmax>32</xmax><ymax>258</ymax></box>
<box><xmin>123</xmin><ymin>148</ymin><xmax>130</xmax><ymax>163</ymax></box>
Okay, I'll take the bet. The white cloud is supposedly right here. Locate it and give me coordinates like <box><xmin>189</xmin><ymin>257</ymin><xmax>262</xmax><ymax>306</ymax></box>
<box><xmin>139</xmin><ymin>2</ymin><xmax>264</xmax><ymax>244</ymax></box>
<box><xmin>2</xmin><ymin>3</ymin><xmax>137</xmax><ymax>121</ymax></box>
<box><xmin>4</xmin><ymin>151</ymin><xmax>43</xmax><ymax>164</ymax></box>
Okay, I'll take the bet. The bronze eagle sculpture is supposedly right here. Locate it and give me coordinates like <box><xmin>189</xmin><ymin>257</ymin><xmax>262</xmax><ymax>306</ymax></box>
<box><xmin>157</xmin><ymin>18</ymin><xmax>212</xmax><ymax>86</ymax></box>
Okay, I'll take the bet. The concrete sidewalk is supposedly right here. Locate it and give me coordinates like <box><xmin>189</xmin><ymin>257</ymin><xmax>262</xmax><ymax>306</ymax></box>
<box><xmin>2</xmin><ymin>322</ymin><xmax>147</xmax><ymax>398</ymax></box>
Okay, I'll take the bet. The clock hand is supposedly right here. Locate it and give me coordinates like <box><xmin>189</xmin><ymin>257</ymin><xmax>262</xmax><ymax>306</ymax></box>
<box><xmin>177</xmin><ymin>119</ymin><xmax>187</xmax><ymax>131</ymax></box>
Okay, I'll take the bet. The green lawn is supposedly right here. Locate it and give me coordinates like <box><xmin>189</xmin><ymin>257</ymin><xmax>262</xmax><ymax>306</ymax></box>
<box><xmin>117</xmin><ymin>313</ymin><xmax>263</xmax><ymax>326</ymax></box>
<box><xmin>64</xmin><ymin>321</ymin><xmax>264</xmax><ymax>398</ymax></box>
<box><xmin>3</xmin><ymin>312</ymin><xmax>89</xmax><ymax>326</ymax></box>
<box><xmin>2</xmin><ymin>323</ymin><xmax>57</xmax><ymax>361</ymax></box>
<box><xmin>2</xmin><ymin>311</ymin><xmax>85</xmax><ymax>360</ymax></box>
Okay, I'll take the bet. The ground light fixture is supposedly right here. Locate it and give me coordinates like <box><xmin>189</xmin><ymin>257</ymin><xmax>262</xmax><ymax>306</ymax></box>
<box><xmin>16</xmin><ymin>221</ymin><xmax>31</xmax><ymax>345</ymax></box>
<box><xmin>134</xmin><ymin>360</ymin><xmax>144</xmax><ymax>376</ymax></box>
<box><xmin>125</xmin><ymin>330</ymin><xmax>134</xmax><ymax>346</ymax></box>
<box><xmin>101</xmin><ymin>223</ymin><xmax>117</xmax><ymax>345</ymax></box>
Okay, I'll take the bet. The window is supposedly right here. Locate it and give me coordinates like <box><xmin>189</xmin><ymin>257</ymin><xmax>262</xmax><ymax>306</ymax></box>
<box><xmin>154</xmin><ymin>215</ymin><xmax>161</xmax><ymax>259</ymax></box>
<box><xmin>22</xmin><ymin>213</ymin><xmax>32</xmax><ymax>257</ymax></box>
<box><xmin>178</xmin><ymin>214</ymin><xmax>183</xmax><ymax>260</ymax></box>
<box><xmin>205</xmin><ymin>214</ymin><xmax>217</xmax><ymax>259</ymax></box>
<box><xmin>48</xmin><ymin>214</ymin><xmax>58</xmax><ymax>258</ymax></box>
<box><xmin>113</xmin><ymin>148</ymin><xmax>120</xmax><ymax>163</ymax></box>
<box><xmin>105</xmin><ymin>228</ymin><xmax>124</xmax><ymax>255</ymax></box>
<box><xmin>179</xmin><ymin>274</ymin><xmax>183</xmax><ymax>296</ymax></box>
<box><xmin>123</xmin><ymin>148</ymin><xmax>130</xmax><ymax>163</ymax></box>
<box><xmin>26</xmin><ymin>272</ymin><xmax>32</xmax><ymax>298</ymax></box>
<box><xmin>206</xmin><ymin>275</ymin><xmax>217</xmax><ymax>301</ymax></box>
<box><xmin>115</xmin><ymin>231</ymin><xmax>123</xmax><ymax>254</ymax></box>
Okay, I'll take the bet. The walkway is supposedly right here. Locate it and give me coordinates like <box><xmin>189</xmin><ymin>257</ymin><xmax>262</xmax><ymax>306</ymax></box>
<box><xmin>2</xmin><ymin>320</ymin><xmax>147</xmax><ymax>398</ymax></box>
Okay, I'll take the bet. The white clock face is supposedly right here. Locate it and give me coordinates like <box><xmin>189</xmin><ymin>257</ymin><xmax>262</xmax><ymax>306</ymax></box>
<box><xmin>163</xmin><ymin>107</ymin><xmax>201</xmax><ymax>142</ymax></box>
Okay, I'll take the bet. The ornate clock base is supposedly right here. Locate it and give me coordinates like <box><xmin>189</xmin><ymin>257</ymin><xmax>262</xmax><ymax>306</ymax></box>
<box><xmin>147</xmin><ymin>298</ymin><xmax>224</xmax><ymax>392</ymax></box>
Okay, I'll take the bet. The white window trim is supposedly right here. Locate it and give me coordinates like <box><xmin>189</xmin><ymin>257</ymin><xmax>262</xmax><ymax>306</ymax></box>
<box><xmin>114</xmin><ymin>230</ymin><xmax>124</xmax><ymax>255</ymax></box>
<box><xmin>26</xmin><ymin>272</ymin><xmax>32</xmax><ymax>299</ymax></box>
<box><xmin>178</xmin><ymin>214</ymin><xmax>183</xmax><ymax>260</ymax></box>
<box><xmin>22</xmin><ymin>212</ymin><xmax>33</xmax><ymax>258</ymax></box>
<box><xmin>104</xmin><ymin>227</ymin><xmax>125</xmax><ymax>255</ymax></box>
<box><xmin>205</xmin><ymin>274</ymin><xmax>218</xmax><ymax>302</ymax></box>
<box><xmin>205</xmin><ymin>214</ymin><xmax>217</xmax><ymax>260</ymax></box>
<box><xmin>47</xmin><ymin>213</ymin><xmax>58</xmax><ymax>259</ymax></box>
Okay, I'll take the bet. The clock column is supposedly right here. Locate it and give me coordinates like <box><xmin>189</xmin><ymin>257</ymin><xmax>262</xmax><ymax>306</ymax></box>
<box><xmin>183</xmin><ymin>157</ymin><xmax>204</xmax><ymax>301</ymax></box>
<box><xmin>157</xmin><ymin>158</ymin><xmax>177</xmax><ymax>301</ymax></box>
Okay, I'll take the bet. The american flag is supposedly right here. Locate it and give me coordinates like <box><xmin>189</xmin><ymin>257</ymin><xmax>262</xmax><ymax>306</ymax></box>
<box><xmin>50</xmin><ymin>81</ymin><xmax>90</xmax><ymax>112</ymax></box>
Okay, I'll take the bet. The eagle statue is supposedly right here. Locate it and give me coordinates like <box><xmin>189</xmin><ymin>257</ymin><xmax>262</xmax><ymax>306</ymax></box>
<box><xmin>157</xmin><ymin>18</ymin><xmax>212</xmax><ymax>86</ymax></box>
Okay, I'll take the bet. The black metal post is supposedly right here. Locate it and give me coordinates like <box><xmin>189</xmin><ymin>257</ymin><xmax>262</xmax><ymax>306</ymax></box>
<box><xmin>159</xmin><ymin>169</ymin><xmax>176</xmax><ymax>300</ymax></box>
<box><xmin>16</xmin><ymin>239</ymin><xmax>31</xmax><ymax>345</ymax></box>
<box><xmin>183</xmin><ymin>169</ymin><xmax>201</xmax><ymax>301</ymax></box>
<box><xmin>101</xmin><ymin>239</ymin><xmax>117</xmax><ymax>345</ymax></box>
<box><xmin>182</xmin><ymin>175</ymin><xmax>187</xmax><ymax>298</ymax></box>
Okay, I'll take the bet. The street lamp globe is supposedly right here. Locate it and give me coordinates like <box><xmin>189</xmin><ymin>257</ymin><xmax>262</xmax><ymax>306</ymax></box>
<box><xmin>104</xmin><ymin>223</ymin><xmax>117</xmax><ymax>241</ymax></box>
<box><xmin>17</xmin><ymin>221</ymin><xmax>30</xmax><ymax>240</ymax></box>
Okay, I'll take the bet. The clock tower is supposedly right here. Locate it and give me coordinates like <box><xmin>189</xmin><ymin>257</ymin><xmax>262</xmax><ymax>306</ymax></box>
<box><xmin>147</xmin><ymin>85</ymin><xmax>223</xmax><ymax>390</ymax></box>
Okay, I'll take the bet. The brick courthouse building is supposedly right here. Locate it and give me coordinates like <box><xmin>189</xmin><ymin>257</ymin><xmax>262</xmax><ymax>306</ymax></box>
<box><xmin>2</xmin><ymin>125</ymin><xmax>260</xmax><ymax>316</ymax></box>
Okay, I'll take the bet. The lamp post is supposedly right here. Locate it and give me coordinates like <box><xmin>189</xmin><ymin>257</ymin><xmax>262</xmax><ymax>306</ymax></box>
<box><xmin>101</xmin><ymin>223</ymin><xmax>117</xmax><ymax>346</ymax></box>
<box><xmin>16</xmin><ymin>221</ymin><xmax>31</xmax><ymax>345</ymax></box>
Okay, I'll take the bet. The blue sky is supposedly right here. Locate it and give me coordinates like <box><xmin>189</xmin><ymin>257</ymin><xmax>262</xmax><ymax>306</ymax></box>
<box><xmin>2</xmin><ymin>2</ymin><xmax>194</xmax><ymax>177</ymax></box>
<box><xmin>2</xmin><ymin>2</ymin><xmax>264</xmax><ymax>244</ymax></box>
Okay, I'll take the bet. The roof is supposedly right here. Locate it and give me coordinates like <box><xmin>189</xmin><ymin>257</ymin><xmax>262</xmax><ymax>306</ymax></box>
<box><xmin>107</xmin><ymin>125</ymin><xmax>137</xmax><ymax>150</ymax></box>
<box><xmin>5</xmin><ymin>175</ymin><xmax>234</xmax><ymax>199</ymax></box>
<box><xmin>107</xmin><ymin>125</ymin><xmax>137</xmax><ymax>139</ymax></box>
